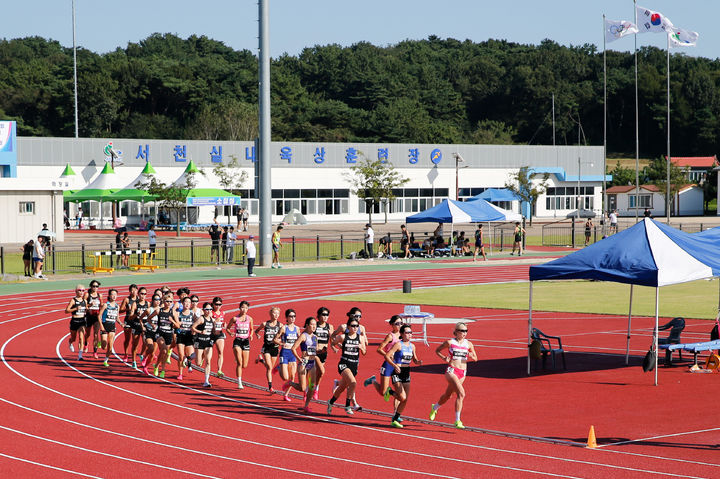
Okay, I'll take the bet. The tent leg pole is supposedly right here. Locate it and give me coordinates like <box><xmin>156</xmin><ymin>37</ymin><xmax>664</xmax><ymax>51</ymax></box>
<box><xmin>654</xmin><ymin>287</ymin><xmax>659</xmax><ymax>386</ymax></box>
<box><xmin>528</xmin><ymin>281</ymin><xmax>533</xmax><ymax>376</ymax></box>
<box><xmin>626</xmin><ymin>284</ymin><xmax>634</xmax><ymax>365</ymax></box>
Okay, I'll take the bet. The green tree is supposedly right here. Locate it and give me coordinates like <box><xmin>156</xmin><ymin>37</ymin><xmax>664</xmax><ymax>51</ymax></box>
<box><xmin>504</xmin><ymin>166</ymin><xmax>550</xmax><ymax>225</ymax></box>
<box><xmin>608</xmin><ymin>160</ymin><xmax>635</xmax><ymax>187</ymax></box>
<box><xmin>344</xmin><ymin>155</ymin><xmax>409</xmax><ymax>224</ymax></box>
<box><xmin>138</xmin><ymin>173</ymin><xmax>197</xmax><ymax>237</ymax></box>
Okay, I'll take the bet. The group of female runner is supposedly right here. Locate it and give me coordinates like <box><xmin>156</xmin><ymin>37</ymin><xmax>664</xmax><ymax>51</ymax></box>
<box><xmin>65</xmin><ymin>282</ymin><xmax>476</xmax><ymax>428</ymax></box>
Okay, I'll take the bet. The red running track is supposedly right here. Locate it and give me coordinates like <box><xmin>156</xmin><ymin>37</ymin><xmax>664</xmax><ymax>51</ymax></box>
<box><xmin>0</xmin><ymin>264</ymin><xmax>719</xmax><ymax>478</ymax></box>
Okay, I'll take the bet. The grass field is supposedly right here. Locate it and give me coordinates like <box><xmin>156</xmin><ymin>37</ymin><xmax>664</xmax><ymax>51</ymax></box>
<box><xmin>334</xmin><ymin>279</ymin><xmax>720</xmax><ymax>320</ymax></box>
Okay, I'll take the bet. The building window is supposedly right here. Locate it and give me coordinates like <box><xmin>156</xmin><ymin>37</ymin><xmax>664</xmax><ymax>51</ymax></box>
<box><xmin>19</xmin><ymin>201</ymin><xmax>35</xmax><ymax>215</ymax></box>
<box><xmin>629</xmin><ymin>194</ymin><xmax>652</xmax><ymax>208</ymax></box>
<box><xmin>545</xmin><ymin>186</ymin><xmax>595</xmax><ymax>211</ymax></box>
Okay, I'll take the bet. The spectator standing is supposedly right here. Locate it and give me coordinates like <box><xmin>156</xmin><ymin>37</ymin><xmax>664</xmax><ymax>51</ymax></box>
<box><xmin>147</xmin><ymin>224</ymin><xmax>157</xmax><ymax>255</ymax></box>
<box><xmin>510</xmin><ymin>222</ymin><xmax>526</xmax><ymax>256</ymax></box>
<box><xmin>246</xmin><ymin>235</ymin><xmax>257</xmax><ymax>276</ymax></box>
<box><xmin>121</xmin><ymin>232</ymin><xmax>130</xmax><ymax>268</ymax></box>
<box><xmin>609</xmin><ymin>210</ymin><xmax>618</xmax><ymax>233</ymax></box>
<box><xmin>33</xmin><ymin>236</ymin><xmax>47</xmax><ymax>279</ymax></box>
<box><xmin>209</xmin><ymin>225</ymin><xmax>221</xmax><ymax>263</ymax></box>
<box><xmin>473</xmin><ymin>225</ymin><xmax>487</xmax><ymax>261</ymax></box>
<box><xmin>76</xmin><ymin>207</ymin><xmax>83</xmax><ymax>229</ymax></box>
<box><xmin>226</xmin><ymin>227</ymin><xmax>237</xmax><ymax>263</ymax></box>
<box><xmin>584</xmin><ymin>218</ymin><xmax>594</xmax><ymax>246</ymax></box>
<box><xmin>242</xmin><ymin>208</ymin><xmax>250</xmax><ymax>231</ymax></box>
<box><xmin>235</xmin><ymin>207</ymin><xmax>244</xmax><ymax>231</ymax></box>
<box><xmin>400</xmin><ymin>224</ymin><xmax>410</xmax><ymax>259</ymax></box>
<box><xmin>643</xmin><ymin>208</ymin><xmax>652</xmax><ymax>218</ymax></box>
<box><xmin>271</xmin><ymin>225</ymin><xmax>283</xmax><ymax>268</ymax></box>
<box><xmin>364</xmin><ymin>223</ymin><xmax>375</xmax><ymax>259</ymax></box>
<box><xmin>39</xmin><ymin>223</ymin><xmax>52</xmax><ymax>256</ymax></box>
<box><xmin>434</xmin><ymin>223</ymin><xmax>444</xmax><ymax>241</ymax></box>
<box><xmin>21</xmin><ymin>239</ymin><xmax>34</xmax><ymax>276</ymax></box>
<box><xmin>221</xmin><ymin>226</ymin><xmax>229</xmax><ymax>263</ymax></box>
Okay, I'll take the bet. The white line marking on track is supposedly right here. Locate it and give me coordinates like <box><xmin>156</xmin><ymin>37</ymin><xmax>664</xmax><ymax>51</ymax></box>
<box><xmin>0</xmin><ymin>425</ymin><xmax>223</xmax><ymax>479</ymax></box>
<box><xmin>0</xmin><ymin>451</ymin><xmax>103</xmax><ymax>478</ymax></box>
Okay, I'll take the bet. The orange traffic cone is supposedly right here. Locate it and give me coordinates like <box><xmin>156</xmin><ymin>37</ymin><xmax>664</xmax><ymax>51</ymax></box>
<box><xmin>586</xmin><ymin>425</ymin><xmax>597</xmax><ymax>449</ymax></box>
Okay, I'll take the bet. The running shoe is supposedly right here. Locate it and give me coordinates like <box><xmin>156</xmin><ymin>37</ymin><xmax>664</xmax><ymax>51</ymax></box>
<box><xmin>363</xmin><ymin>375</ymin><xmax>376</xmax><ymax>387</ymax></box>
<box><xmin>271</xmin><ymin>264</ymin><xmax>277</xmax><ymax>269</ymax></box>
<box><xmin>166</xmin><ymin>353</ymin><xmax>172</xmax><ymax>364</ymax></box>
<box><xmin>352</xmin><ymin>400</ymin><xmax>362</xmax><ymax>412</ymax></box>
<box><xmin>187</xmin><ymin>364</ymin><xmax>192</xmax><ymax>374</ymax></box>
<box><xmin>154</xmin><ymin>366</ymin><xmax>159</xmax><ymax>376</ymax></box>
<box><xmin>142</xmin><ymin>366</ymin><xmax>150</xmax><ymax>375</ymax></box>
<box><xmin>217</xmin><ymin>371</ymin><xmax>224</xmax><ymax>378</ymax></box>
<box><xmin>326</xmin><ymin>402</ymin><xmax>333</xmax><ymax>415</ymax></box>
<box><xmin>397</xmin><ymin>417</ymin><xmax>404</xmax><ymax>423</ymax></box>
<box><xmin>255</xmin><ymin>354</ymin><xmax>264</xmax><ymax>364</ymax></box>
<box><xmin>283</xmin><ymin>395</ymin><xmax>292</xmax><ymax>402</ymax></box>
<box><xmin>122</xmin><ymin>355</ymin><xmax>128</xmax><ymax>362</ymax></box>
<box><xmin>391</xmin><ymin>420</ymin><xmax>404</xmax><ymax>429</ymax></box>
<box><xmin>345</xmin><ymin>407</ymin><xmax>354</xmax><ymax>415</ymax></box>
<box><xmin>177</xmin><ymin>374</ymin><xmax>183</xmax><ymax>381</ymax></box>
<box><xmin>78</xmin><ymin>352</ymin><xmax>83</xmax><ymax>361</ymax></box>
<box><xmin>93</xmin><ymin>352</ymin><xmax>98</xmax><ymax>359</ymax></box>
<box><xmin>383</xmin><ymin>387</ymin><xmax>392</xmax><ymax>402</ymax></box>
<box><xmin>132</xmin><ymin>361</ymin><xmax>137</xmax><ymax>369</ymax></box>
<box><xmin>429</xmin><ymin>406</ymin><xmax>438</xmax><ymax>421</ymax></box>
<box><xmin>138</xmin><ymin>354</ymin><xmax>144</xmax><ymax>362</ymax></box>
<box><xmin>302</xmin><ymin>406</ymin><xmax>313</xmax><ymax>414</ymax></box>
<box><xmin>312</xmin><ymin>388</ymin><xmax>319</xmax><ymax>400</ymax></box>
<box><xmin>202</xmin><ymin>382</ymin><xmax>212</xmax><ymax>388</ymax></box>
<box><xmin>96</xmin><ymin>340</ymin><xmax>101</xmax><ymax>349</ymax></box>
<box><xmin>159</xmin><ymin>371</ymin><xmax>165</xmax><ymax>379</ymax></box>
<box><xmin>268</xmin><ymin>387</ymin><xmax>275</xmax><ymax>395</ymax></box>
<box><xmin>277</xmin><ymin>264</ymin><xmax>283</xmax><ymax>268</ymax></box>
<box><xmin>103</xmin><ymin>359</ymin><xmax>109</xmax><ymax>367</ymax></box>
<box><xmin>238</xmin><ymin>380</ymin><xmax>244</xmax><ymax>390</ymax></box>
<box><xmin>454</xmin><ymin>420</ymin><xmax>465</xmax><ymax>430</ymax></box>
<box><xmin>69</xmin><ymin>344</ymin><xmax>75</xmax><ymax>353</ymax></box>
<box><xmin>332</xmin><ymin>379</ymin><xmax>339</xmax><ymax>394</ymax></box>
<box><xmin>141</xmin><ymin>357</ymin><xmax>147</xmax><ymax>367</ymax></box>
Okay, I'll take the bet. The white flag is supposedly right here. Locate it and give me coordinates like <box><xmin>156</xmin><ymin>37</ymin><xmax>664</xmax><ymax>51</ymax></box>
<box><xmin>605</xmin><ymin>19</ymin><xmax>639</xmax><ymax>43</ymax></box>
<box><xmin>669</xmin><ymin>28</ymin><xmax>699</xmax><ymax>47</ymax></box>
<box><xmin>636</xmin><ymin>5</ymin><xmax>674</xmax><ymax>33</ymax></box>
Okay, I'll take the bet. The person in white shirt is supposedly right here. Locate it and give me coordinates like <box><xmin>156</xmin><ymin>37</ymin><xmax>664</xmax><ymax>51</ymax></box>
<box><xmin>226</xmin><ymin>227</ymin><xmax>237</xmax><ymax>263</ymax></box>
<box><xmin>246</xmin><ymin>235</ymin><xmax>256</xmax><ymax>276</ymax></box>
<box><xmin>364</xmin><ymin>224</ymin><xmax>374</xmax><ymax>259</ymax></box>
<box><xmin>609</xmin><ymin>210</ymin><xmax>618</xmax><ymax>234</ymax></box>
<box><xmin>147</xmin><ymin>224</ymin><xmax>157</xmax><ymax>254</ymax></box>
<box><xmin>33</xmin><ymin>235</ymin><xmax>47</xmax><ymax>279</ymax></box>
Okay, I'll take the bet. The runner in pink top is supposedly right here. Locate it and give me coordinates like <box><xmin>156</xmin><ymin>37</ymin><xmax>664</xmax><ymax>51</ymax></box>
<box><xmin>429</xmin><ymin>322</ymin><xmax>477</xmax><ymax>429</ymax></box>
<box><xmin>228</xmin><ymin>300</ymin><xmax>253</xmax><ymax>389</ymax></box>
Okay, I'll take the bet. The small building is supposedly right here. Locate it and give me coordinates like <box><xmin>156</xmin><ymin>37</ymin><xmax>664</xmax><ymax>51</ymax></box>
<box><xmin>669</xmin><ymin>156</ymin><xmax>718</xmax><ymax>183</ymax></box>
<box><xmin>607</xmin><ymin>184</ymin><xmax>703</xmax><ymax>217</ymax></box>
<box><xmin>0</xmin><ymin>178</ymin><xmax>65</xmax><ymax>243</ymax></box>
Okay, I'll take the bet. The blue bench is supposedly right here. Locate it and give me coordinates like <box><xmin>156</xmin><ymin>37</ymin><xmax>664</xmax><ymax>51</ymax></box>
<box><xmin>659</xmin><ymin>340</ymin><xmax>720</xmax><ymax>366</ymax></box>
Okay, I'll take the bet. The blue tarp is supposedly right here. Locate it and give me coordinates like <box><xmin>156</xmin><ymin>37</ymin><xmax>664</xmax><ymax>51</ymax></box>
<box><xmin>529</xmin><ymin>218</ymin><xmax>720</xmax><ymax>287</ymax></box>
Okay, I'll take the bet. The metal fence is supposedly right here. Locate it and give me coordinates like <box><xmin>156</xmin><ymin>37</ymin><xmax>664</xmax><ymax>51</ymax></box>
<box><xmin>541</xmin><ymin>220</ymin><xmax>714</xmax><ymax>247</ymax></box>
<box><xmin>0</xmin><ymin>235</ymin><xmax>379</xmax><ymax>276</ymax></box>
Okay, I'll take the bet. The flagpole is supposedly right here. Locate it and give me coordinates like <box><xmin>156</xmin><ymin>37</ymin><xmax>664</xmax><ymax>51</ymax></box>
<box><xmin>634</xmin><ymin>0</ymin><xmax>640</xmax><ymax>223</ymax></box>
<box><xmin>603</xmin><ymin>14</ymin><xmax>608</xmax><ymax>237</ymax></box>
<box><xmin>666</xmin><ymin>33</ymin><xmax>671</xmax><ymax>224</ymax></box>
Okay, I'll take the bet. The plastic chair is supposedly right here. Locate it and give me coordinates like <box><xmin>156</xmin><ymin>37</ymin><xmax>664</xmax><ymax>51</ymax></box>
<box><xmin>658</xmin><ymin>317</ymin><xmax>685</xmax><ymax>365</ymax></box>
<box><xmin>530</xmin><ymin>328</ymin><xmax>566</xmax><ymax>370</ymax></box>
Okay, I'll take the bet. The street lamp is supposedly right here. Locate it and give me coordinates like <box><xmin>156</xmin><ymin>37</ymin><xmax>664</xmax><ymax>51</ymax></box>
<box><xmin>453</xmin><ymin>153</ymin><xmax>465</xmax><ymax>201</ymax></box>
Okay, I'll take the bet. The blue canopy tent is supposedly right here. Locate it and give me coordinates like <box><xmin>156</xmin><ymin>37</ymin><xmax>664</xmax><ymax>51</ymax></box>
<box><xmin>471</xmin><ymin>188</ymin><xmax>521</xmax><ymax>203</ymax></box>
<box><xmin>406</xmin><ymin>199</ymin><xmax>503</xmax><ymax>224</ymax></box>
<box><xmin>528</xmin><ymin>218</ymin><xmax>720</xmax><ymax>384</ymax></box>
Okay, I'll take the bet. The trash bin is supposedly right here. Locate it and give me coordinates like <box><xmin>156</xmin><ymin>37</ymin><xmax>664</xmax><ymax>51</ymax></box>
<box><xmin>403</xmin><ymin>280</ymin><xmax>411</xmax><ymax>293</ymax></box>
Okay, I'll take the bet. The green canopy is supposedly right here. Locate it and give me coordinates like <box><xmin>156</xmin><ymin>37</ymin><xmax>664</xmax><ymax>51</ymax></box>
<box><xmin>108</xmin><ymin>161</ymin><xmax>158</xmax><ymax>202</ymax></box>
<box><xmin>65</xmin><ymin>163</ymin><xmax>120</xmax><ymax>202</ymax></box>
<box><xmin>60</xmin><ymin>163</ymin><xmax>76</xmax><ymax>177</ymax></box>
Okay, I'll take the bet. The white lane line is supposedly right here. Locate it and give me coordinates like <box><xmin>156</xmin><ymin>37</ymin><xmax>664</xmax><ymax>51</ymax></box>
<box><xmin>1</xmin><ymin>278</ymin><xmax>716</xmax><ymax>476</ymax></box>
<box><xmin>601</xmin><ymin>428</ymin><xmax>720</xmax><ymax>448</ymax></box>
<box><xmin>0</xmin><ymin>425</ymin><xmax>222</xmax><ymax>479</ymax></box>
<box><xmin>0</xmin><ymin>451</ymin><xmax>103</xmax><ymax>478</ymax></box>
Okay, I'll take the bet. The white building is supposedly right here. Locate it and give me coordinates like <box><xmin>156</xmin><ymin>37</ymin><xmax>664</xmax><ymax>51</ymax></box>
<box><xmin>0</xmin><ymin>178</ymin><xmax>65</xmax><ymax>244</ymax></box>
<box><xmin>3</xmin><ymin>136</ymin><xmax>609</xmax><ymax>238</ymax></box>
<box><xmin>606</xmin><ymin>184</ymin><xmax>704</xmax><ymax>217</ymax></box>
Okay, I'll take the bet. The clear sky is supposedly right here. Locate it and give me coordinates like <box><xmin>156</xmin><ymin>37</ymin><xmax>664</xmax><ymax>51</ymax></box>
<box><xmin>3</xmin><ymin>1</ymin><xmax>717</xmax><ymax>60</ymax></box>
